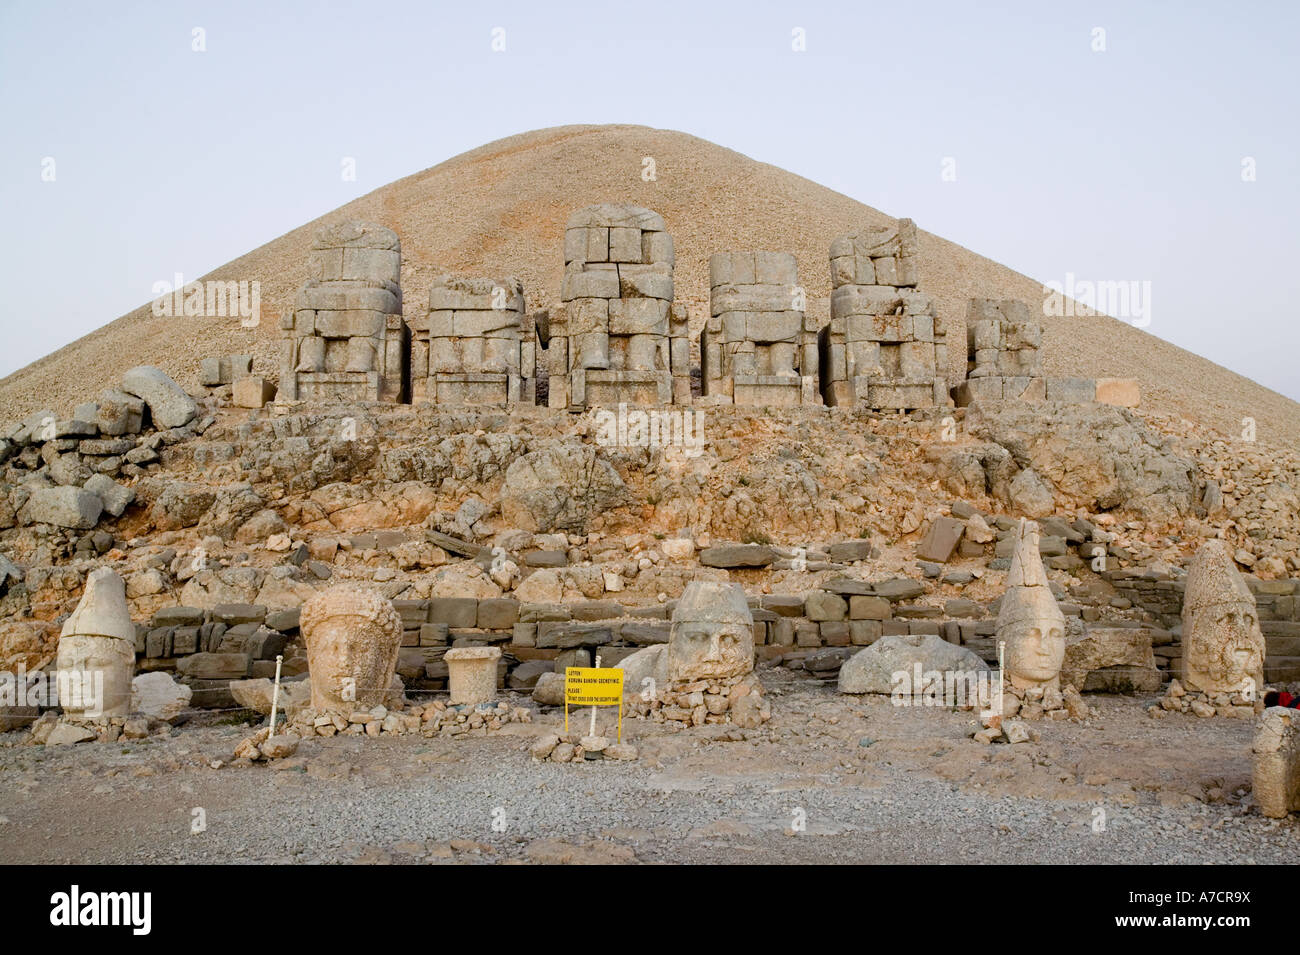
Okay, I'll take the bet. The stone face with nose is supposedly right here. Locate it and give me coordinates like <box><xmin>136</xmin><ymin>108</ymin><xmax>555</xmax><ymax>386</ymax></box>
<box><xmin>666</xmin><ymin>582</ymin><xmax>754</xmax><ymax>683</ymax></box>
<box><xmin>997</xmin><ymin>519</ymin><xmax>1067</xmax><ymax>690</ymax></box>
<box><xmin>1183</xmin><ymin>540</ymin><xmax>1264</xmax><ymax>695</ymax></box>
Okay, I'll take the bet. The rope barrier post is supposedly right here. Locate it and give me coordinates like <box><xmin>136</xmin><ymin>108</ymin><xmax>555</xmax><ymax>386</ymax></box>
<box><xmin>590</xmin><ymin>654</ymin><xmax>602</xmax><ymax>738</ymax></box>
<box><xmin>268</xmin><ymin>655</ymin><xmax>284</xmax><ymax>733</ymax></box>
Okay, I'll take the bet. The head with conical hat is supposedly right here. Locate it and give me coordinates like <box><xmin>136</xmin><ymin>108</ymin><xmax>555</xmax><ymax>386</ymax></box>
<box><xmin>997</xmin><ymin>519</ymin><xmax>1066</xmax><ymax>689</ymax></box>
<box><xmin>667</xmin><ymin>581</ymin><xmax>755</xmax><ymax>682</ymax></box>
<box><xmin>1182</xmin><ymin>540</ymin><xmax>1264</xmax><ymax>695</ymax></box>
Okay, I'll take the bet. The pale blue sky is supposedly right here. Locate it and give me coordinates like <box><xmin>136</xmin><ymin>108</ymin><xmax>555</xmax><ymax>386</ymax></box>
<box><xmin>2</xmin><ymin>0</ymin><xmax>1297</xmax><ymax>400</ymax></box>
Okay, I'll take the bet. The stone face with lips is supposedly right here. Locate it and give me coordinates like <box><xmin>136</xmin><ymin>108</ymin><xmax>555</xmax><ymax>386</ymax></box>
<box><xmin>56</xmin><ymin>568</ymin><xmax>136</xmax><ymax>718</ymax></box>
<box><xmin>666</xmin><ymin>581</ymin><xmax>755</xmax><ymax>682</ymax></box>
<box><xmin>997</xmin><ymin>519</ymin><xmax>1067</xmax><ymax>690</ymax></box>
<box><xmin>1182</xmin><ymin>540</ymin><xmax>1265</xmax><ymax>696</ymax></box>
<box><xmin>300</xmin><ymin>585</ymin><xmax>403</xmax><ymax>711</ymax></box>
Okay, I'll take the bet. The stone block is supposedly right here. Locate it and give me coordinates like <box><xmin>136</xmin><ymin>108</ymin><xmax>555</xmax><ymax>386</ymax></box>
<box><xmin>1095</xmin><ymin>378</ymin><xmax>1140</xmax><ymax>408</ymax></box>
<box><xmin>232</xmin><ymin>377</ymin><xmax>277</xmax><ymax>409</ymax></box>
<box><xmin>805</xmin><ymin>591</ymin><xmax>848</xmax><ymax>622</ymax></box>
<box><xmin>477</xmin><ymin>598</ymin><xmax>520</xmax><ymax>630</ymax></box>
<box><xmin>1046</xmin><ymin>377</ymin><xmax>1096</xmax><ymax>403</ymax></box>
<box><xmin>429</xmin><ymin>597</ymin><xmax>478</xmax><ymax>628</ymax></box>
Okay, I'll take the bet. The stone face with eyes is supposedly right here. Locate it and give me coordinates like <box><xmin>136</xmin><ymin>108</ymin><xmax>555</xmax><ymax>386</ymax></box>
<box><xmin>997</xmin><ymin>519</ymin><xmax>1068</xmax><ymax>690</ymax></box>
<box><xmin>56</xmin><ymin>568</ymin><xmax>137</xmax><ymax>718</ymax></box>
<box><xmin>1005</xmin><ymin>620</ymin><xmax>1066</xmax><ymax>688</ymax></box>
<box><xmin>1183</xmin><ymin>541</ymin><xmax>1265</xmax><ymax>696</ymax></box>
<box><xmin>300</xmin><ymin>585</ymin><xmax>404</xmax><ymax>711</ymax></box>
<box><xmin>666</xmin><ymin>582</ymin><xmax>755</xmax><ymax>683</ymax></box>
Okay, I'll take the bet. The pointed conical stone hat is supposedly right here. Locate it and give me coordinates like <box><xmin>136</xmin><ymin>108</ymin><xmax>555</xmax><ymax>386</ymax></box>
<box><xmin>1184</xmin><ymin>539</ymin><xmax>1254</xmax><ymax>612</ymax></box>
<box><xmin>60</xmin><ymin>568</ymin><xmax>135</xmax><ymax>643</ymax></box>
<box><xmin>998</xmin><ymin>519</ymin><xmax>1064</xmax><ymax>627</ymax></box>
<box><xmin>671</xmin><ymin>581</ymin><xmax>753</xmax><ymax>626</ymax></box>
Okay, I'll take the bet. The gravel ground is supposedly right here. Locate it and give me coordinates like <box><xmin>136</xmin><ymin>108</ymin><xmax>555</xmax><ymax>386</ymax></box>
<box><xmin>0</xmin><ymin>676</ymin><xmax>1291</xmax><ymax>865</ymax></box>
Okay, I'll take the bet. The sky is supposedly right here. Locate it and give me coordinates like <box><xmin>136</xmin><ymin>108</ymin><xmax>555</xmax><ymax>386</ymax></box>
<box><xmin>1</xmin><ymin>0</ymin><xmax>1297</xmax><ymax>402</ymax></box>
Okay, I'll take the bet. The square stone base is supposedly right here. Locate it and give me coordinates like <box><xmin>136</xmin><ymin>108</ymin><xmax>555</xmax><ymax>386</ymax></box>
<box><xmin>579</xmin><ymin>369</ymin><xmax>672</xmax><ymax>408</ymax></box>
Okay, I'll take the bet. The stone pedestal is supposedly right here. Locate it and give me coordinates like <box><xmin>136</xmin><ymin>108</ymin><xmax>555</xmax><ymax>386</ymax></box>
<box><xmin>445</xmin><ymin>646</ymin><xmax>502</xmax><ymax>705</ymax></box>
<box><xmin>1255</xmin><ymin>707</ymin><xmax>1300</xmax><ymax>818</ymax></box>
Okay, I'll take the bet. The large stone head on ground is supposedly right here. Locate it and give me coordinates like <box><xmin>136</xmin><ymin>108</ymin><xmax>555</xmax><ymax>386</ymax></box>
<box><xmin>56</xmin><ymin>568</ymin><xmax>136</xmax><ymax>718</ymax></box>
<box><xmin>667</xmin><ymin>582</ymin><xmax>754</xmax><ymax>682</ymax></box>
<box><xmin>300</xmin><ymin>585</ymin><xmax>402</xmax><ymax>711</ymax></box>
<box><xmin>997</xmin><ymin>519</ymin><xmax>1066</xmax><ymax>690</ymax></box>
<box><xmin>1182</xmin><ymin>540</ymin><xmax>1265</xmax><ymax>696</ymax></box>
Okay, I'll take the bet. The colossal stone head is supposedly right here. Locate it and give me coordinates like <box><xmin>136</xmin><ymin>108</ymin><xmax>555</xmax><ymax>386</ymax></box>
<box><xmin>667</xmin><ymin>582</ymin><xmax>754</xmax><ymax>682</ymax></box>
<box><xmin>997</xmin><ymin>519</ymin><xmax>1066</xmax><ymax>690</ymax></box>
<box><xmin>56</xmin><ymin>568</ymin><xmax>137</xmax><ymax>718</ymax></box>
<box><xmin>1182</xmin><ymin>540</ymin><xmax>1265</xmax><ymax>696</ymax></box>
<box><xmin>300</xmin><ymin>585</ymin><xmax>403</xmax><ymax>711</ymax></box>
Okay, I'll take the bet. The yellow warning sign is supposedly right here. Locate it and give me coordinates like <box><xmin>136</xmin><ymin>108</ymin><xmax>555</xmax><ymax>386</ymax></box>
<box><xmin>564</xmin><ymin>666</ymin><xmax>624</xmax><ymax>742</ymax></box>
<box><xmin>564</xmin><ymin>667</ymin><xmax>624</xmax><ymax>706</ymax></box>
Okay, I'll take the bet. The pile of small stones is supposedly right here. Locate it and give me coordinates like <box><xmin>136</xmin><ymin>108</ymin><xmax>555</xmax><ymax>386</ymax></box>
<box><xmin>287</xmin><ymin>700</ymin><xmax>532</xmax><ymax>741</ymax></box>
<box><xmin>1150</xmin><ymin>679</ymin><xmax>1257</xmax><ymax>719</ymax></box>
<box><xmin>23</xmin><ymin>711</ymin><xmax>172</xmax><ymax>746</ymax></box>
<box><xmin>972</xmin><ymin>683</ymin><xmax>1091</xmax><ymax>744</ymax></box>
<box><xmin>528</xmin><ymin>732</ymin><xmax>637</xmax><ymax>763</ymax></box>
<box><xmin>622</xmin><ymin>672</ymin><xmax>770</xmax><ymax>729</ymax></box>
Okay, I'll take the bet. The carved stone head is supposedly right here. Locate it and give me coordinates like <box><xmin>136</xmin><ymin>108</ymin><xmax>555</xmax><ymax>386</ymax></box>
<box><xmin>300</xmin><ymin>585</ymin><xmax>403</xmax><ymax>711</ymax></box>
<box><xmin>1183</xmin><ymin>540</ymin><xmax>1264</xmax><ymax>696</ymax></box>
<box><xmin>667</xmin><ymin>582</ymin><xmax>754</xmax><ymax>683</ymax></box>
<box><xmin>997</xmin><ymin>519</ymin><xmax>1066</xmax><ymax>690</ymax></box>
<box><xmin>56</xmin><ymin>569</ymin><xmax>136</xmax><ymax>718</ymax></box>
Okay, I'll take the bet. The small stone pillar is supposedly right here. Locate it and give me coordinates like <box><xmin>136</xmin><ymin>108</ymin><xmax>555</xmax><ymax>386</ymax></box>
<box><xmin>1255</xmin><ymin>707</ymin><xmax>1300</xmax><ymax>818</ymax></box>
<box><xmin>445</xmin><ymin>646</ymin><xmax>502</xmax><ymax>705</ymax></box>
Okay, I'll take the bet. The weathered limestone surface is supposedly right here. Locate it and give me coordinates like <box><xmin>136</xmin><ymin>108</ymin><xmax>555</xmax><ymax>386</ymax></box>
<box><xmin>839</xmin><ymin>633</ymin><xmax>988</xmax><ymax>694</ymax></box>
<box><xmin>121</xmin><ymin>365</ymin><xmax>198</xmax><ymax>428</ymax></box>
<box><xmin>997</xmin><ymin>519</ymin><xmax>1066</xmax><ymax>690</ymax></box>
<box><xmin>56</xmin><ymin>568</ymin><xmax>136</xmax><ymax>718</ymax></box>
<box><xmin>412</xmin><ymin>274</ymin><xmax>535</xmax><ymax>407</ymax></box>
<box><xmin>280</xmin><ymin>222</ymin><xmax>406</xmax><ymax>402</ymax></box>
<box><xmin>445</xmin><ymin>646</ymin><xmax>502</xmax><ymax>704</ymax></box>
<box><xmin>1254</xmin><ymin>707</ymin><xmax>1300</xmax><ymax>818</ymax></box>
<box><xmin>300</xmin><ymin>585</ymin><xmax>403</xmax><ymax>711</ymax></box>
<box><xmin>1062</xmin><ymin>626</ymin><xmax>1160</xmax><ymax>692</ymax></box>
<box><xmin>666</xmin><ymin>581</ymin><xmax>754</xmax><ymax>682</ymax></box>
<box><xmin>819</xmin><ymin>219</ymin><xmax>947</xmax><ymax>409</ymax></box>
<box><xmin>1182</xmin><ymin>539</ymin><xmax>1265</xmax><ymax>696</ymax></box>
<box><xmin>544</xmin><ymin>205</ymin><xmax>689</xmax><ymax>409</ymax></box>
<box><xmin>702</xmin><ymin>252</ymin><xmax>818</xmax><ymax>405</ymax></box>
